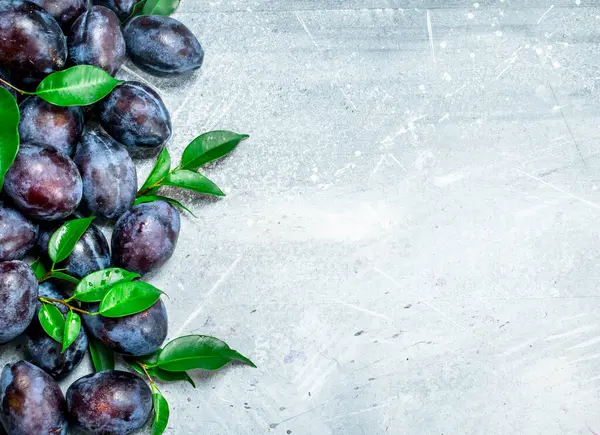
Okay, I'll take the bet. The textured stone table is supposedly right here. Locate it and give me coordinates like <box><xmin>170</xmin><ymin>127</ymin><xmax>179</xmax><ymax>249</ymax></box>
<box><xmin>9</xmin><ymin>1</ymin><xmax>600</xmax><ymax>434</ymax></box>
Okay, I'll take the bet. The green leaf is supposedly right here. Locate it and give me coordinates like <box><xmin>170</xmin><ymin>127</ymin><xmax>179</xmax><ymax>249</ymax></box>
<box><xmin>164</xmin><ymin>170</ymin><xmax>224</xmax><ymax>197</ymax></box>
<box><xmin>88</xmin><ymin>336</ymin><xmax>115</xmax><ymax>372</ymax></box>
<box><xmin>143</xmin><ymin>0</ymin><xmax>180</xmax><ymax>16</ymax></box>
<box><xmin>99</xmin><ymin>281</ymin><xmax>163</xmax><ymax>317</ymax></box>
<box><xmin>38</xmin><ymin>303</ymin><xmax>65</xmax><ymax>343</ymax></box>
<box><xmin>127</xmin><ymin>0</ymin><xmax>147</xmax><ymax>19</ymax></box>
<box><xmin>62</xmin><ymin>311</ymin><xmax>81</xmax><ymax>353</ymax></box>
<box><xmin>134</xmin><ymin>195</ymin><xmax>197</xmax><ymax>217</ymax></box>
<box><xmin>139</xmin><ymin>148</ymin><xmax>171</xmax><ymax>194</ymax></box>
<box><xmin>181</xmin><ymin>131</ymin><xmax>248</xmax><ymax>171</ymax></box>
<box><xmin>151</xmin><ymin>391</ymin><xmax>169</xmax><ymax>435</ymax></box>
<box><xmin>0</xmin><ymin>87</ymin><xmax>19</xmax><ymax>190</ymax></box>
<box><xmin>74</xmin><ymin>268</ymin><xmax>140</xmax><ymax>302</ymax></box>
<box><xmin>48</xmin><ymin>216</ymin><xmax>95</xmax><ymax>263</ymax></box>
<box><xmin>157</xmin><ymin>335</ymin><xmax>256</xmax><ymax>372</ymax></box>
<box><xmin>30</xmin><ymin>259</ymin><xmax>48</xmax><ymax>281</ymax></box>
<box><xmin>50</xmin><ymin>271</ymin><xmax>80</xmax><ymax>285</ymax></box>
<box><xmin>127</xmin><ymin>362</ymin><xmax>196</xmax><ymax>387</ymax></box>
<box><xmin>36</xmin><ymin>66</ymin><xmax>122</xmax><ymax>107</ymax></box>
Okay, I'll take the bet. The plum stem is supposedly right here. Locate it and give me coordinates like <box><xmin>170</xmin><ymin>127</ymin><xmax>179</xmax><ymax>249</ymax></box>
<box><xmin>38</xmin><ymin>296</ymin><xmax>96</xmax><ymax>316</ymax></box>
<box><xmin>137</xmin><ymin>361</ymin><xmax>156</xmax><ymax>387</ymax></box>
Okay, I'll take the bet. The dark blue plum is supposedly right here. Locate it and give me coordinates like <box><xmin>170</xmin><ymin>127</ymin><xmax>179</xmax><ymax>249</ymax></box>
<box><xmin>38</xmin><ymin>221</ymin><xmax>110</xmax><ymax>279</ymax></box>
<box><xmin>74</xmin><ymin>129</ymin><xmax>137</xmax><ymax>219</ymax></box>
<box><xmin>19</xmin><ymin>96</ymin><xmax>84</xmax><ymax>156</ymax></box>
<box><xmin>29</xmin><ymin>0</ymin><xmax>91</xmax><ymax>31</ymax></box>
<box><xmin>93</xmin><ymin>0</ymin><xmax>134</xmax><ymax>21</ymax></box>
<box><xmin>0</xmin><ymin>1</ymin><xmax>67</xmax><ymax>85</ymax></box>
<box><xmin>112</xmin><ymin>200</ymin><xmax>180</xmax><ymax>275</ymax></box>
<box><xmin>0</xmin><ymin>261</ymin><xmax>38</xmax><ymax>344</ymax></box>
<box><xmin>0</xmin><ymin>204</ymin><xmax>38</xmax><ymax>261</ymax></box>
<box><xmin>4</xmin><ymin>143</ymin><xmax>82</xmax><ymax>221</ymax></box>
<box><xmin>97</xmin><ymin>81</ymin><xmax>172</xmax><ymax>158</ymax></box>
<box><xmin>82</xmin><ymin>299</ymin><xmax>168</xmax><ymax>356</ymax></box>
<box><xmin>0</xmin><ymin>361</ymin><xmax>67</xmax><ymax>435</ymax></box>
<box><xmin>67</xmin><ymin>370</ymin><xmax>152</xmax><ymax>435</ymax></box>
<box><xmin>23</xmin><ymin>282</ymin><xmax>88</xmax><ymax>379</ymax></box>
<box><xmin>68</xmin><ymin>5</ymin><xmax>126</xmax><ymax>75</ymax></box>
<box><xmin>124</xmin><ymin>15</ymin><xmax>204</xmax><ymax>76</ymax></box>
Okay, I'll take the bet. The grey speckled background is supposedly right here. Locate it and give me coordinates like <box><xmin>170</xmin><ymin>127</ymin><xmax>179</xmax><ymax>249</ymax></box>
<box><xmin>10</xmin><ymin>0</ymin><xmax>600</xmax><ymax>434</ymax></box>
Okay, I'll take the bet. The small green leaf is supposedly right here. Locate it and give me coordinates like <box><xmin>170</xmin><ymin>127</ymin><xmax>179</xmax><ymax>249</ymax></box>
<box><xmin>38</xmin><ymin>304</ymin><xmax>65</xmax><ymax>343</ymax></box>
<box><xmin>181</xmin><ymin>131</ymin><xmax>248</xmax><ymax>171</ymax></box>
<box><xmin>62</xmin><ymin>311</ymin><xmax>81</xmax><ymax>353</ymax></box>
<box><xmin>88</xmin><ymin>336</ymin><xmax>115</xmax><ymax>372</ymax></box>
<box><xmin>157</xmin><ymin>335</ymin><xmax>256</xmax><ymax>372</ymax></box>
<box><xmin>48</xmin><ymin>216</ymin><xmax>95</xmax><ymax>263</ymax></box>
<box><xmin>0</xmin><ymin>87</ymin><xmax>20</xmax><ymax>190</ymax></box>
<box><xmin>36</xmin><ymin>65</ymin><xmax>122</xmax><ymax>107</ymax></box>
<box><xmin>30</xmin><ymin>259</ymin><xmax>48</xmax><ymax>281</ymax></box>
<box><xmin>134</xmin><ymin>195</ymin><xmax>197</xmax><ymax>217</ymax></box>
<box><xmin>74</xmin><ymin>268</ymin><xmax>140</xmax><ymax>302</ymax></box>
<box><xmin>143</xmin><ymin>0</ymin><xmax>180</xmax><ymax>16</ymax></box>
<box><xmin>99</xmin><ymin>281</ymin><xmax>163</xmax><ymax>318</ymax></box>
<box><xmin>164</xmin><ymin>170</ymin><xmax>224</xmax><ymax>197</ymax></box>
<box><xmin>50</xmin><ymin>271</ymin><xmax>80</xmax><ymax>285</ymax></box>
<box><xmin>127</xmin><ymin>362</ymin><xmax>196</xmax><ymax>387</ymax></box>
<box><xmin>151</xmin><ymin>391</ymin><xmax>169</xmax><ymax>435</ymax></box>
<box><xmin>139</xmin><ymin>148</ymin><xmax>171</xmax><ymax>194</ymax></box>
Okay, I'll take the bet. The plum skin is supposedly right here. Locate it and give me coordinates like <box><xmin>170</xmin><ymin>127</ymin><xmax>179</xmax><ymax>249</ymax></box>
<box><xmin>23</xmin><ymin>281</ymin><xmax>89</xmax><ymax>379</ymax></box>
<box><xmin>83</xmin><ymin>299</ymin><xmax>168</xmax><ymax>356</ymax></box>
<box><xmin>68</xmin><ymin>5</ymin><xmax>126</xmax><ymax>76</ymax></box>
<box><xmin>124</xmin><ymin>15</ymin><xmax>204</xmax><ymax>76</ymax></box>
<box><xmin>112</xmin><ymin>200</ymin><xmax>180</xmax><ymax>275</ymax></box>
<box><xmin>18</xmin><ymin>96</ymin><xmax>84</xmax><ymax>156</ymax></box>
<box><xmin>97</xmin><ymin>81</ymin><xmax>172</xmax><ymax>158</ymax></box>
<box><xmin>0</xmin><ymin>205</ymin><xmax>38</xmax><ymax>261</ymax></box>
<box><xmin>0</xmin><ymin>360</ymin><xmax>67</xmax><ymax>435</ymax></box>
<box><xmin>0</xmin><ymin>261</ymin><xmax>38</xmax><ymax>344</ymax></box>
<box><xmin>74</xmin><ymin>129</ymin><xmax>137</xmax><ymax>219</ymax></box>
<box><xmin>4</xmin><ymin>143</ymin><xmax>82</xmax><ymax>221</ymax></box>
<box><xmin>29</xmin><ymin>0</ymin><xmax>91</xmax><ymax>31</ymax></box>
<box><xmin>0</xmin><ymin>0</ymin><xmax>67</xmax><ymax>84</ymax></box>
<box><xmin>67</xmin><ymin>370</ymin><xmax>152</xmax><ymax>435</ymax></box>
<box><xmin>93</xmin><ymin>0</ymin><xmax>134</xmax><ymax>21</ymax></box>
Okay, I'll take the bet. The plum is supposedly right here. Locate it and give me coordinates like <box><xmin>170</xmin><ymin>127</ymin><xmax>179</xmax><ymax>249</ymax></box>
<box><xmin>23</xmin><ymin>281</ymin><xmax>88</xmax><ymax>379</ymax></box>
<box><xmin>0</xmin><ymin>204</ymin><xmax>38</xmax><ymax>261</ymax></box>
<box><xmin>82</xmin><ymin>299</ymin><xmax>167</xmax><ymax>356</ymax></box>
<box><xmin>68</xmin><ymin>5</ymin><xmax>126</xmax><ymax>75</ymax></box>
<box><xmin>18</xmin><ymin>96</ymin><xmax>84</xmax><ymax>156</ymax></box>
<box><xmin>4</xmin><ymin>143</ymin><xmax>82</xmax><ymax>221</ymax></box>
<box><xmin>112</xmin><ymin>201</ymin><xmax>180</xmax><ymax>275</ymax></box>
<box><xmin>0</xmin><ymin>361</ymin><xmax>67</xmax><ymax>435</ymax></box>
<box><xmin>124</xmin><ymin>15</ymin><xmax>204</xmax><ymax>76</ymax></box>
<box><xmin>67</xmin><ymin>370</ymin><xmax>152</xmax><ymax>435</ymax></box>
<box><xmin>38</xmin><ymin>221</ymin><xmax>110</xmax><ymax>279</ymax></box>
<box><xmin>29</xmin><ymin>0</ymin><xmax>90</xmax><ymax>31</ymax></box>
<box><xmin>93</xmin><ymin>0</ymin><xmax>134</xmax><ymax>21</ymax></box>
<box><xmin>0</xmin><ymin>261</ymin><xmax>38</xmax><ymax>344</ymax></box>
<box><xmin>0</xmin><ymin>0</ymin><xmax>67</xmax><ymax>84</ymax></box>
<box><xmin>97</xmin><ymin>81</ymin><xmax>172</xmax><ymax>158</ymax></box>
<box><xmin>74</xmin><ymin>129</ymin><xmax>137</xmax><ymax>219</ymax></box>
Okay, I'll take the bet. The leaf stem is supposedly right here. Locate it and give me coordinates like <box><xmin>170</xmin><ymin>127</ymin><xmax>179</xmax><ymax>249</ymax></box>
<box><xmin>137</xmin><ymin>361</ymin><xmax>156</xmax><ymax>387</ymax></box>
<box><xmin>38</xmin><ymin>271</ymin><xmax>52</xmax><ymax>283</ymax></box>
<box><xmin>137</xmin><ymin>165</ymin><xmax>182</xmax><ymax>197</ymax></box>
<box><xmin>39</xmin><ymin>297</ymin><xmax>96</xmax><ymax>316</ymax></box>
<box><xmin>0</xmin><ymin>77</ymin><xmax>32</xmax><ymax>95</ymax></box>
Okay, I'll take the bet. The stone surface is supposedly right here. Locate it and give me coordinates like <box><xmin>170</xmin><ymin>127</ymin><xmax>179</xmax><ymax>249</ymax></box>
<box><xmin>5</xmin><ymin>1</ymin><xmax>600</xmax><ymax>434</ymax></box>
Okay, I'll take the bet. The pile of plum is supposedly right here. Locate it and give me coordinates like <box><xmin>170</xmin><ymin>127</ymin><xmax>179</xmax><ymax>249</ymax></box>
<box><xmin>0</xmin><ymin>0</ymin><xmax>253</xmax><ymax>434</ymax></box>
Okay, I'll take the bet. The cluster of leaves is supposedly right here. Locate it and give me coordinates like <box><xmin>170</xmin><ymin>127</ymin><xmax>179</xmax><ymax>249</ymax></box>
<box><xmin>33</xmin><ymin>217</ymin><xmax>255</xmax><ymax>434</ymax></box>
<box><xmin>136</xmin><ymin>130</ymin><xmax>249</xmax><ymax>212</ymax></box>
